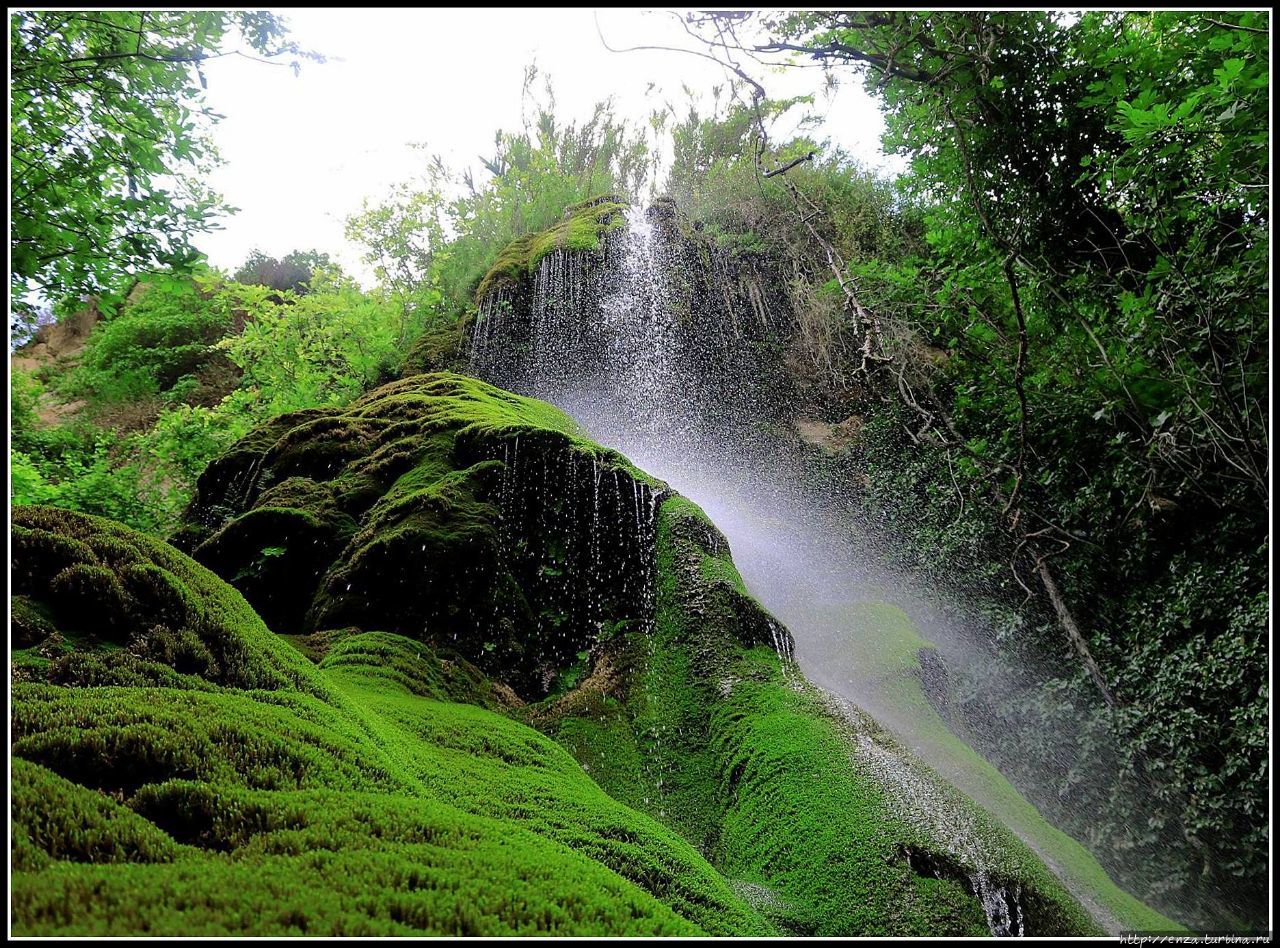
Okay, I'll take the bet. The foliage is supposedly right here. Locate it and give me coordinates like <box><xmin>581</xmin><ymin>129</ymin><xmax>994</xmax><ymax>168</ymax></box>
<box><xmin>698</xmin><ymin>9</ymin><xmax>1269</xmax><ymax>926</ymax></box>
<box><xmin>10</xmin><ymin>443</ymin><xmax>166</xmax><ymax>532</ymax></box>
<box><xmin>9</xmin><ymin>10</ymin><xmax>317</xmax><ymax>328</ymax></box>
<box><xmin>12</xmin><ymin>382</ymin><xmax>170</xmax><ymax>531</ymax></box>
<box><xmin>346</xmin><ymin>69</ymin><xmax>651</xmax><ymax>324</ymax></box>
<box><xmin>142</xmin><ymin>399</ymin><xmax>258</xmax><ymax>491</ymax></box>
<box><xmin>345</xmin><ymin>179</ymin><xmax>443</xmax><ymax>298</ymax></box>
<box><xmin>666</xmin><ymin>96</ymin><xmax>914</xmax><ymax>264</ymax></box>
<box><xmin>66</xmin><ymin>273</ymin><xmax>232</xmax><ymax>404</ymax></box>
<box><xmin>232</xmin><ymin>249</ymin><xmax>337</xmax><ymax>295</ymax></box>
<box><xmin>11</xmin><ymin>368</ymin><xmax>45</xmax><ymax>434</ymax></box>
<box><xmin>212</xmin><ymin>269</ymin><xmax>408</xmax><ymax>415</ymax></box>
<box><xmin>125</xmin><ymin>272</ymin><xmax>413</xmax><ymax>523</ymax></box>
<box><xmin>11</xmin><ymin>264</ymin><xmax>421</xmax><ymax>533</ymax></box>
<box><xmin>661</xmin><ymin>95</ymin><xmax>922</xmax><ymax>387</ymax></box>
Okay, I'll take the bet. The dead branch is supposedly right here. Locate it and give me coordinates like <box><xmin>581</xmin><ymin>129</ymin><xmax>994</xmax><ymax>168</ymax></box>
<box><xmin>764</xmin><ymin>151</ymin><xmax>816</xmax><ymax>178</ymax></box>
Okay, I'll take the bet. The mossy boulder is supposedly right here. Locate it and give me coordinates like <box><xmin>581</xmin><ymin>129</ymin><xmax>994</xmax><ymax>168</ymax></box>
<box><xmin>177</xmin><ymin>372</ymin><xmax>662</xmax><ymax>699</ymax></box>
<box><xmin>12</xmin><ymin>505</ymin><xmax>319</xmax><ymax>693</ymax></box>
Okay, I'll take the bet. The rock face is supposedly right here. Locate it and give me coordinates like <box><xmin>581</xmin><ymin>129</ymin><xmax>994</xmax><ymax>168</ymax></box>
<box><xmin>10</xmin><ymin>299</ymin><xmax>101</xmax><ymax>372</ymax></box>
<box><xmin>12</xmin><ymin>375</ymin><xmax>1102</xmax><ymax>936</ymax></box>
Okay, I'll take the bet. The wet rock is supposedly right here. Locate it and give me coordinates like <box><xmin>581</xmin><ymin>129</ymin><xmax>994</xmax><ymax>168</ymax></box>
<box><xmin>178</xmin><ymin>372</ymin><xmax>662</xmax><ymax>699</ymax></box>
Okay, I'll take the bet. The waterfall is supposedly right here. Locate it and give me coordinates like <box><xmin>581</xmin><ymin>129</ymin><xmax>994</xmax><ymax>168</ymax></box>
<box><xmin>594</xmin><ymin>207</ymin><xmax>686</xmax><ymax>434</ymax></box>
<box><xmin>470</xmin><ymin>286</ymin><xmax>515</xmax><ymax>384</ymax></box>
<box><xmin>468</xmin><ymin>202</ymin><xmax>1147</xmax><ymax>935</ymax></box>
<box><xmin>488</xmin><ymin>429</ymin><xmax>660</xmax><ymax>688</ymax></box>
<box><xmin>469</xmin><ymin>206</ymin><xmax>701</xmax><ymax>433</ymax></box>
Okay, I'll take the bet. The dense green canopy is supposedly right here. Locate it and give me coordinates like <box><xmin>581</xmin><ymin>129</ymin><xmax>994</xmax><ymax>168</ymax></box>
<box><xmin>9</xmin><ymin>10</ymin><xmax>314</xmax><ymax>325</ymax></box>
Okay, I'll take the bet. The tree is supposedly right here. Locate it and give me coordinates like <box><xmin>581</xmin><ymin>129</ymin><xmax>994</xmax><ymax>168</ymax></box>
<box><xmin>693</xmin><ymin>10</ymin><xmax>1268</xmax><ymax>508</ymax></box>
<box><xmin>10</xmin><ymin>10</ymin><xmax>319</xmax><ymax>328</ymax></box>
<box><xmin>233</xmin><ymin>248</ymin><xmax>338</xmax><ymax>295</ymax></box>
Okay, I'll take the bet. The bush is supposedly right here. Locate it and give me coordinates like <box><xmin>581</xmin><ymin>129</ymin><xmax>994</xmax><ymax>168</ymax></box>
<box><xmin>67</xmin><ymin>274</ymin><xmax>232</xmax><ymax>404</ymax></box>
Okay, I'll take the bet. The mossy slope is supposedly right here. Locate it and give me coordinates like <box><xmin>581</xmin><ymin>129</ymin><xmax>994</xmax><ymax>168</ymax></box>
<box><xmin>534</xmin><ymin>496</ymin><xmax>1103</xmax><ymax>936</ymax></box>
<box><xmin>15</xmin><ymin>377</ymin><xmax>1106</xmax><ymax>937</ymax></box>
<box><xmin>11</xmin><ymin>505</ymin><xmax>769</xmax><ymax>936</ymax></box>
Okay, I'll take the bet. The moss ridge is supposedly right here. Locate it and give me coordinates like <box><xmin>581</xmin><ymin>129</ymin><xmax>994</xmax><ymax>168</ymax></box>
<box><xmin>537</xmin><ymin>493</ymin><xmax>1104</xmax><ymax>936</ymax></box>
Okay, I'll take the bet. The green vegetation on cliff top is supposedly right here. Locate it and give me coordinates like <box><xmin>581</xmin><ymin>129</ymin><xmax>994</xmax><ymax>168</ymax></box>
<box><xmin>474</xmin><ymin>195</ymin><xmax>627</xmax><ymax>303</ymax></box>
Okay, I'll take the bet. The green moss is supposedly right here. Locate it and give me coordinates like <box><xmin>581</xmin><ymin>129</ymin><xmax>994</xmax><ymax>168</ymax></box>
<box><xmin>12</xmin><ymin>759</ymin><xmax>183</xmax><ymax>870</ymax></box>
<box><xmin>475</xmin><ymin>194</ymin><xmax>627</xmax><ymax>303</ymax></box>
<box><xmin>832</xmin><ymin>602</ymin><xmax>1181</xmax><ymax>933</ymax></box>
<box><xmin>539</xmin><ymin>695</ymin><xmax>648</xmax><ymax>808</ymax></box>
<box><xmin>643</xmin><ymin>498</ymin><xmax>993</xmax><ymax>934</ymax></box>
<box><xmin>706</xmin><ymin>654</ymin><xmax>992</xmax><ymax>936</ymax></box>
<box><xmin>11</xmin><ymin>509</ymin><xmax>775</xmax><ymax>936</ymax></box>
<box><xmin>318</xmin><ymin>629</ymin><xmax>516</xmax><ymax>709</ymax></box>
<box><xmin>12</xmin><ymin>594</ymin><xmax>58</xmax><ymax>648</ymax></box>
<box><xmin>401</xmin><ymin>320</ymin><xmax>469</xmax><ymax>376</ymax></box>
<box><xmin>12</xmin><ymin>505</ymin><xmax>326</xmax><ymax>695</ymax></box>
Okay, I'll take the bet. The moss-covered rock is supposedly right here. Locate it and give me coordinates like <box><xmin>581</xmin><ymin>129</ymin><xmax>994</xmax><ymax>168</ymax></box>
<box><xmin>12</xmin><ymin>505</ymin><xmax>321</xmax><ymax>693</ymax></box>
<box><xmin>474</xmin><ymin>194</ymin><xmax>627</xmax><ymax>302</ymax></box>
<box><xmin>467</xmin><ymin>198</ymin><xmax>797</xmax><ymax>421</ymax></box>
<box><xmin>534</xmin><ymin>495</ymin><xmax>1105</xmax><ymax>936</ymax></box>
<box><xmin>12</xmin><ymin>379</ymin><xmax>1143</xmax><ymax>936</ymax></box>
<box><xmin>178</xmin><ymin>372</ymin><xmax>661</xmax><ymax>699</ymax></box>
<box><xmin>400</xmin><ymin>319</ymin><xmax>469</xmax><ymax>377</ymax></box>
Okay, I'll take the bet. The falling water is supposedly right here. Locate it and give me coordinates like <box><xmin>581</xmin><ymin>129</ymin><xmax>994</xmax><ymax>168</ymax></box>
<box><xmin>468</xmin><ymin>204</ymin><xmax>1190</xmax><ymax>934</ymax></box>
<box><xmin>485</xmin><ymin>429</ymin><xmax>660</xmax><ymax>688</ymax></box>
<box><xmin>593</xmin><ymin>208</ymin><xmax>689</xmax><ymax>433</ymax></box>
<box><xmin>852</xmin><ymin>717</ymin><xmax>1027</xmax><ymax>937</ymax></box>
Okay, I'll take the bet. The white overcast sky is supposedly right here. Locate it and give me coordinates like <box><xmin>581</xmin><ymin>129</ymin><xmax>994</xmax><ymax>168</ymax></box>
<box><xmin>196</xmin><ymin>9</ymin><xmax>898</xmax><ymax>282</ymax></box>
